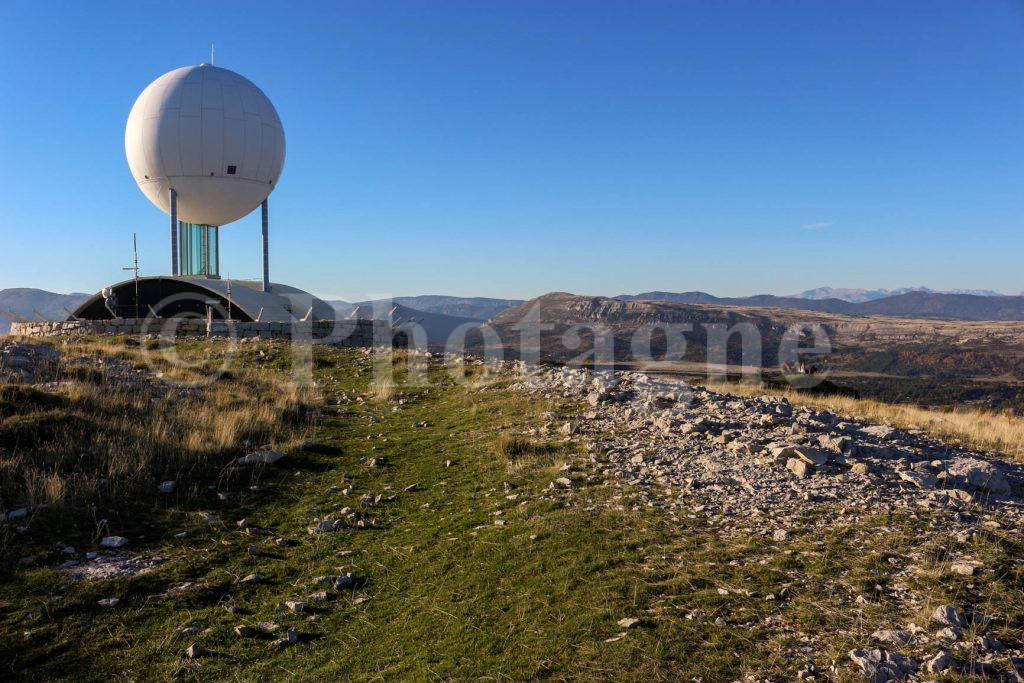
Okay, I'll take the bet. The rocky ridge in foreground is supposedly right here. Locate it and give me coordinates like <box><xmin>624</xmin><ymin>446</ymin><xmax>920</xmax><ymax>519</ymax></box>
<box><xmin>509</xmin><ymin>365</ymin><xmax>1024</xmax><ymax>680</ymax></box>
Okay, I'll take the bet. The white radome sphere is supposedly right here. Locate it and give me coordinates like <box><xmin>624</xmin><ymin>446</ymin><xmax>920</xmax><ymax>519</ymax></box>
<box><xmin>125</xmin><ymin>64</ymin><xmax>285</xmax><ymax>226</ymax></box>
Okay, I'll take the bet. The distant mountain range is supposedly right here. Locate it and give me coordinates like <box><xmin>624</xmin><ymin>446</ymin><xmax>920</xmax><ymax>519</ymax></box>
<box><xmin>326</xmin><ymin>300</ymin><xmax>487</xmax><ymax>345</ymax></box>
<box><xmin>3</xmin><ymin>286</ymin><xmax>1024</xmax><ymax>339</ymax></box>
<box><xmin>791</xmin><ymin>286</ymin><xmax>1006</xmax><ymax>303</ymax></box>
<box><xmin>368</xmin><ymin>296</ymin><xmax>524</xmax><ymax>321</ymax></box>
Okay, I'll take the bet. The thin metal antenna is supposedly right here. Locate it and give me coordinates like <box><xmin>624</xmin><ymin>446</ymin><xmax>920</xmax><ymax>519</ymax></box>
<box><xmin>211</xmin><ymin>44</ymin><xmax>215</xmax><ymax>65</ymax></box>
<box><xmin>122</xmin><ymin>232</ymin><xmax>140</xmax><ymax>318</ymax></box>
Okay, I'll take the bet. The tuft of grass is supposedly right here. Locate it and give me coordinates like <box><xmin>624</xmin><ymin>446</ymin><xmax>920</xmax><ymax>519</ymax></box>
<box><xmin>497</xmin><ymin>434</ymin><xmax>556</xmax><ymax>459</ymax></box>
<box><xmin>370</xmin><ymin>377</ymin><xmax>396</xmax><ymax>402</ymax></box>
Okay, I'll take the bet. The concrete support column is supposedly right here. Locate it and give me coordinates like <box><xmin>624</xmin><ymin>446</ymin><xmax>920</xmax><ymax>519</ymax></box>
<box><xmin>261</xmin><ymin>198</ymin><xmax>270</xmax><ymax>293</ymax></box>
<box><xmin>170</xmin><ymin>188</ymin><xmax>178</xmax><ymax>276</ymax></box>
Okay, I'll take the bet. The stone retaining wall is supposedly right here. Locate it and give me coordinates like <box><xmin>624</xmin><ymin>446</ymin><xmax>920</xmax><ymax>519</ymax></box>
<box><xmin>8</xmin><ymin>318</ymin><xmax>390</xmax><ymax>347</ymax></box>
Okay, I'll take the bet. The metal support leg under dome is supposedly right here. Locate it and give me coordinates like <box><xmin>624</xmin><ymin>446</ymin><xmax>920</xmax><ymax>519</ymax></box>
<box><xmin>261</xmin><ymin>199</ymin><xmax>270</xmax><ymax>292</ymax></box>
<box><xmin>170</xmin><ymin>188</ymin><xmax>178</xmax><ymax>276</ymax></box>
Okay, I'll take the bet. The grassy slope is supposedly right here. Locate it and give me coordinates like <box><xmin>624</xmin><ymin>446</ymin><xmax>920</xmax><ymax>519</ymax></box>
<box><xmin>1</xmin><ymin>342</ymin><xmax>1022</xmax><ymax>681</ymax></box>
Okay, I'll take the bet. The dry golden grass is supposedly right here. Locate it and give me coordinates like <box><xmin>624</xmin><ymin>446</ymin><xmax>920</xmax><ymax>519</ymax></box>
<box><xmin>370</xmin><ymin>378</ymin><xmax>396</xmax><ymax>402</ymax></box>
<box><xmin>0</xmin><ymin>338</ymin><xmax>317</xmax><ymax>509</ymax></box>
<box><xmin>705</xmin><ymin>382</ymin><xmax>1024</xmax><ymax>461</ymax></box>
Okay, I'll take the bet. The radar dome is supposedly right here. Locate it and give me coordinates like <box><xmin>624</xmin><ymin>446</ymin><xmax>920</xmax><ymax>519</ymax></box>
<box><xmin>125</xmin><ymin>64</ymin><xmax>285</xmax><ymax>227</ymax></box>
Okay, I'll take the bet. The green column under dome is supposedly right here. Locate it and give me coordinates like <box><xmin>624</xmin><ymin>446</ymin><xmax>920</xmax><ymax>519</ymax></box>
<box><xmin>177</xmin><ymin>223</ymin><xmax>220</xmax><ymax>277</ymax></box>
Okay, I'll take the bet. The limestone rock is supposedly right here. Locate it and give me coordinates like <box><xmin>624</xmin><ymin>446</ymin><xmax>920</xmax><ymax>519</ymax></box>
<box><xmin>848</xmin><ymin>648</ymin><xmax>917</xmax><ymax>682</ymax></box>
<box><xmin>930</xmin><ymin>604</ymin><xmax>965</xmax><ymax>628</ymax></box>
<box><xmin>947</xmin><ymin>458</ymin><xmax>1011</xmax><ymax>495</ymax></box>
<box><xmin>786</xmin><ymin>458</ymin><xmax>812</xmax><ymax>479</ymax></box>
<box><xmin>238</xmin><ymin>449</ymin><xmax>284</xmax><ymax>466</ymax></box>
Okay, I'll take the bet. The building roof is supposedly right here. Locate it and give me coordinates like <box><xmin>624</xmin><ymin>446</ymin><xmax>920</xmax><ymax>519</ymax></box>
<box><xmin>71</xmin><ymin>276</ymin><xmax>334</xmax><ymax>323</ymax></box>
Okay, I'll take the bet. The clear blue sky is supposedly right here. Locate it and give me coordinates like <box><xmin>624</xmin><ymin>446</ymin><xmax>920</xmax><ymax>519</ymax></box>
<box><xmin>1</xmin><ymin>0</ymin><xmax>1022</xmax><ymax>301</ymax></box>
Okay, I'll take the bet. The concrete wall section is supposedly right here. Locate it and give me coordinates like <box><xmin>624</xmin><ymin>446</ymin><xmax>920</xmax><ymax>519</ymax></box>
<box><xmin>9</xmin><ymin>318</ymin><xmax>389</xmax><ymax>347</ymax></box>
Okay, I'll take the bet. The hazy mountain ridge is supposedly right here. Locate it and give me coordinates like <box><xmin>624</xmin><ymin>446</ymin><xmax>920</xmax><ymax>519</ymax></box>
<box><xmin>0</xmin><ymin>288</ymin><xmax>90</xmax><ymax>334</ymax></box>
<box><xmin>793</xmin><ymin>286</ymin><xmax>1006</xmax><ymax>303</ymax></box>
<box><xmin>615</xmin><ymin>290</ymin><xmax>1024</xmax><ymax>321</ymax></box>
<box><xmin>327</xmin><ymin>300</ymin><xmax>482</xmax><ymax>345</ymax></box>
<box><xmin>334</xmin><ymin>295</ymin><xmax>523</xmax><ymax>321</ymax></box>
<box><xmin>386</xmin><ymin>295</ymin><xmax>524</xmax><ymax>320</ymax></box>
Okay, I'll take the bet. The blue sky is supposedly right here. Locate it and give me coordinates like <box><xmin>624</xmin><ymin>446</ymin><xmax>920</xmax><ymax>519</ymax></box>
<box><xmin>1</xmin><ymin>1</ymin><xmax>1022</xmax><ymax>301</ymax></box>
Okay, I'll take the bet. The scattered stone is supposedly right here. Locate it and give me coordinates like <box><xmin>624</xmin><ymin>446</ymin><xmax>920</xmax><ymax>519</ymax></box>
<box><xmin>923</xmin><ymin>650</ymin><xmax>953</xmax><ymax>674</ymax></box>
<box><xmin>898</xmin><ymin>470</ymin><xmax>936</xmax><ymax>489</ymax></box>
<box><xmin>5</xmin><ymin>507</ymin><xmax>27</xmax><ymax>521</ymax></box>
<box><xmin>237</xmin><ymin>449</ymin><xmax>284</xmax><ymax>466</ymax></box>
<box><xmin>184</xmin><ymin>644</ymin><xmax>201</xmax><ymax>659</ymax></box>
<box><xmin>930</xmin><ymin>604</ymin><xmax>965</xmax><ymax>628</ymax></box>
<box><xmin>950</xmin><ymin>562</ymin><xmax>977</xmax><ymax>576</ymax></box>
<box><xmin>786</xmin><ymin>458</ymin><xmax>812</xmax><ymax>479</ymax></box>
<box><xmin>860</xmin><ymin>425</ymin><xmax>897</xmax><ymax>440</ymax></box>
<box><xmin>239</xmin><ymin>573</ymin><xmax>262</xmax><ymax>585</ymax></box>
<box><xmin>792</xmin><ymin>447</ymin><xmax>830</xmax><ymax>466</ymax></box>
<box><xmin>100</xmin><ymin>536</ymin><xmax>128</xmax><ymax>549</ymax></box>
<box><xmin>158</xmin><ymin>480</ymin><xmax>176</xmax><ymax>494</ymax></box>
<box><xmin>63</xmin><ymin>553</ymin><xmax>166</xmax><ymax>581</ymax></box>
<box><xmin>97</xmin><ymin>597</ymin><xmax>120</xmax><ymax>608</ymax></box>
<box><xmin>871</xmin><ymin>629</ymin><xmax>912</xmax><ymax>646</ymax></box>
<box><xmin>848</xmin><ymin>648</ymin><xmax>917</xmax><ymax>682</ymax></box>
<box><xmin>234</xmin><ymin>625</ymin><xmax>256</xmax><ymax>638</ymax></box>
<box><xmin>947</xmin><ymin>458</ymin><xmax>1011</xmax><ymax>495</ymax></box>
<box><xmin>617</xmin><ymin>617</ymin><xmax>641</xmax><ymax>629</ymax></box>
<box><xmin>285</xmin><ymin>600</ymin><xmax>306</xmax><ymax>613</ymax></box>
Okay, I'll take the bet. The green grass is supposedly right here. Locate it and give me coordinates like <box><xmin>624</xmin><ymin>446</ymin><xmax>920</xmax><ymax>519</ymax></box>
<box><xmin>1</xmin><ymin>342</ymin><xmax>1022</xmax><ymax>680</ymax></box>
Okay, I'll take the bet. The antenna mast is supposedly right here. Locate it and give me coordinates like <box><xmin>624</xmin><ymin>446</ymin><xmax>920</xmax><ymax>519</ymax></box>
<box><xmin>211</xmin><ymin>44</ymin><xmax>215</xmax><ymax>65</ymax></box>
<box><xmin>121</xmin><ymin>233</ymin><xmax>140</xmax><ymax>318</ymax></box>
